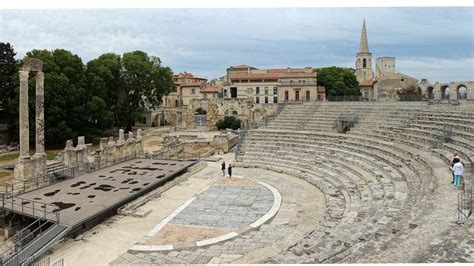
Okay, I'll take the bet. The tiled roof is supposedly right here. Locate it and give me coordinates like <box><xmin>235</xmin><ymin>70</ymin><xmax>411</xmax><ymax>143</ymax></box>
<box><xmin>200</xmin><ymin>86</ymin><xmax>221</xmax><ymax>93</ymax></box>
<box><xmin>359</xmin><ymin>79</ymin><xmax>376</xmax><ymax>86</ymax></box>
<box><xmin>229</xmin><ymin>72</ymin><xmax>316</xmax><ymax>79</ymax></box>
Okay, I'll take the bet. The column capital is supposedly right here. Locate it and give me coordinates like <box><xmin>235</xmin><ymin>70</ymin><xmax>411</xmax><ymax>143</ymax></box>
<box><xmin>19</xmin><ymin>70</ymin><xmax>29</xmax><ymax>80</ymax></box>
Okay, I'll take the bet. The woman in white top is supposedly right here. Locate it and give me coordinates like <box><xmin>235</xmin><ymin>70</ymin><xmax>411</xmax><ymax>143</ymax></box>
<box><xmin>452</xmin><ymin>161</ymin><xmax>464</xmax><ymax>189</ymax></box>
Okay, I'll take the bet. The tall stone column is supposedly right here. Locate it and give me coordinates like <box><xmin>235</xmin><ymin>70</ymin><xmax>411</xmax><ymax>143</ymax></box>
<box><xmin>19</xmin><ymin>70</ymin><xmax>30</xmax><ymax>158</ymax></box>
<box><xmin>35</xmin><ymin>71</ymin><xmax>45</xmax><ymax>155</ymax></box>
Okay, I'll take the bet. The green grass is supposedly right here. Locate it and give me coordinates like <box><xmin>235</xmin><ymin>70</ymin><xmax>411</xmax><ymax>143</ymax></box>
<box><xmin>0</xmin><ymin>150</ymin><xmax>59</xmax><ymax>162</ymax></box>
<box><xmin>0</xmin><ymin>153</ymin><xmax>19</xmax><ymax>162</ymax></box>
<box><xmin>0</xmin><ymin>171</ymin><xmax>11</xmax><ymax>178</ymax></box>
<box><xmin>46</xmin><ymin>151</ymin><xmax>59</xmax><ymax>160</ymax></box>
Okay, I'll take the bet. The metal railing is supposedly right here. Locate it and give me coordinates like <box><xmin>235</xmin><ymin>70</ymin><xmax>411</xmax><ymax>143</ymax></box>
<box><xmin>3</xmin><ymin>150</ymin><xmax>145</xmax><ymax>198</ymax></box>
<box><xmin>327</xmin><ymin>95</ymin><xmax>367</xmax><ymax>101</ymax></box>
<box><xmin>0</xmin><ymin>195</ymin><xmax>60</xmax><ymax>221</ymax></box>
<box><xmin>0</xmin><ymin>199</ymin><xmax>61</xmax><ymax>265</ymax></box>
<box><xmin>146</xmin><ymin>149</ymin><xmax>203</xmax><ymax>161</ymax></box>
<box><xmin>234</xmin><ymin>128</ymin><xmax>248</xmax><ymax>162</ymax></box>
<box><xmin>399</xmin><ymin>94</ymin><xmax>425</xmax><ymax>101</ymax></box>
<box><xmin>431</xmin><ymin>125</ymin><xmax>453</xmax><ymax>149</ymax></box>
<box><xmin>333</xmin><ymin>114</ymin><xmax>359</xmax><ymax>133</ymax></box>
<box><xmin>457</xmin><ymin>166</ymin><xmax>473</xmax><ymax>224</ymax></box>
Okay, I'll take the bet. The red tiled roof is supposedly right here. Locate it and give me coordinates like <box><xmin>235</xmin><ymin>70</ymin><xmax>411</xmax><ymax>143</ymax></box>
<box><xmin>267</xmin><ymin>68</ymin><xmax>313</xmax><ymax>73</ymax></box>
<box><xmin>359</xmin><ymin>79</ymin><xmax>376</xmax><ymax>86</ymax></box>
<box><xmin>229</xmin><ymin>72</ymin><xmax>315</xmax><ymax>79</ymax></box>
<box><xmin>200</xmin><ymin>86</ymin><xmax>221</xmax><ymax>93</ymax></box>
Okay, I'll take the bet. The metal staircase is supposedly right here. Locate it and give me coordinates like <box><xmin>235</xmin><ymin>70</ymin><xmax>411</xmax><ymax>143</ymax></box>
<box><xmin>0</xmin><ymin>196</ymin><xmax>69</xmax><ymax>266</ymax></box>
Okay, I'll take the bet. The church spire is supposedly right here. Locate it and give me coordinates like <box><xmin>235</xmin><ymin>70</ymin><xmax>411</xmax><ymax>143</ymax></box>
<box><xmin>359</xmin><ymin>19</ymin><xmax>369</xmax><ymax>53</ymax></box>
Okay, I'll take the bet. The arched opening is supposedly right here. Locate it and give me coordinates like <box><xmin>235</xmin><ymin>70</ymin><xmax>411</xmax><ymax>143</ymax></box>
<box><xmin>457</xmin><ymin>85</ymin><xmax>468</xmax><ymax>100</ymax></box>
<box><xmin>225</xmin><ymin>108</ymin><xmax>239</xmax><ymax>118</ymax></box>
<box><xmin>427</xmin><ymin>86</ymin><xmax>434</xmax><ymax>100</ymax></box>
<box><xmin>441</xmin><ymin>85</ymin><xmax>450</xmax><ymax>100</ymax></box>
<box><xmin>362</xmin><ymin>58</ymin><xmax>367</xmax><ymax>68</ymax></box>
<box><xmin>194</xmin><ymin>108</ymin><xmax>207</xmax><ymax>127</ymax></box>
<box><xmin>175</xmin><ymin>99</ymin><xmax>179</xmax><ymax>108</ymax></box>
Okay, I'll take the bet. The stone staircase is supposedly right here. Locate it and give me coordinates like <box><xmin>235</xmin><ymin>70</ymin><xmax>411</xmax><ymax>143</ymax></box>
<box><xmin>236</xmin><ymin>101</ymin><xmax>474</xmax><ymax>263</ymax></box>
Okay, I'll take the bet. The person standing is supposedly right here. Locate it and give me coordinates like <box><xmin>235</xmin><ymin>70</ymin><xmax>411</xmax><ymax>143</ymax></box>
<box><xmin>221</xmin><ymin>161</ymin><xmax>226</xmax><ymax>176</ymax></box>
<box><xmin>453</xmin><ymin>160</ymin><xmax>464</xmax><ymax>189</ymax></box>
<box><xmin>451</xmin><ymin>151</ymin><xmax>460</xmax><ymax>184</ymax></box>
<box><xmin>228</xmin><ymin>164</ymin><xmax>232</xmax><ymax>178</ymax></box>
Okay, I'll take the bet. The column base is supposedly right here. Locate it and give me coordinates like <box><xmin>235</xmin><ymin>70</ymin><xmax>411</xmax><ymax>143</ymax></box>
<box><xmin>14</xmin><ymin>154</ymin><xmax>47</xmax><ymax>182</ymax></box>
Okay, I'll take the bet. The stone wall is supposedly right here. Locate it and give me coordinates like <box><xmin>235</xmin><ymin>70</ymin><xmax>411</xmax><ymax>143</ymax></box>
<box><xmin>163</xmin><ymin>98</ymin><xmax>278</xmax><ymax>130</ymax></box>
<box><xmin>58</xmin><ymin>129</ymin><xmax>144</xmax><ymax>169</ymax></box>
<box><xmin>211</xmin><ymin>131</ymin><xmax>239</xmax><ymax>153</ymax></box>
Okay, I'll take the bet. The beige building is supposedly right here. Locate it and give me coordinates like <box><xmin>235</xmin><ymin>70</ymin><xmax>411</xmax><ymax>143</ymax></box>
<box><xmin>162</xmin><ymin>72</ymin><xmax>207</xmax><ymax>108</ymax></box>
<box><xmin>223</xmin><ymin>65</ymin><xmax>324</xmax><ymax>104</ymax></box>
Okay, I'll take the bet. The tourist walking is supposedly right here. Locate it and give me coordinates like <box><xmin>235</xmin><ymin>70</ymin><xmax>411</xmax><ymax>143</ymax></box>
<box><xmin>451</xmin><ymin>151</ymin><xmax>460</xmax><ymax>184</ymax></box>
<box><xmin>228</xmin><ymin>164</ymin><xmax>232</xmax><ymax>178</ymax></box>
<box><xmin>221</xmin><ymin>161</ymin><xmax>226</xmax><ymax>176</ymax></box>
<box><xmin>452</xmin><ymin>160</ymin><xmax>464</xmax><ymax>189</ymax></box>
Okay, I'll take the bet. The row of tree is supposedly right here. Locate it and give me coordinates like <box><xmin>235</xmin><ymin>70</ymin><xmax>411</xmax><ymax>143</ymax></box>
<box><xmin>0</xmin><ymin>43</ymin><xmax>175</xmax><ymax>147</ymax></box>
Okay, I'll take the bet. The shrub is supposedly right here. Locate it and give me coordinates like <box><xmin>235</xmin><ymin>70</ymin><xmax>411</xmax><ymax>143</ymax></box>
<box><xmin>216</xmin><ymin>116</ymin><xmax>241</xmax><ymax>130</ymax></box>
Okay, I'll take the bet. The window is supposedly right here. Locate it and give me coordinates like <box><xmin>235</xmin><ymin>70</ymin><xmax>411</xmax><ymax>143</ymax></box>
<box><xmin>255</xmin><ymin>97</ymin><xmax>260</xmax><ymax>104</ymax></box>
<box><xmin>265</xmin><ymin>96</ymin><xmax>268</xmax><ymax>104</ymax></box>
<box><xmin>306</xmin><ymin>91</ymin><xmax>310</xmax><ymax>101</ymax></box>
<box><xmin>284</xmin><ymin>91</ymin><xmax>289</xmax><ymax>101</ymax></box>
<box><xmin>265</xmin><ymin>87</ymin><xmax>268</xmax><ymax>95</ymax></box>
<box><xmin>223</xmin><ymin>89</ymin><xmax>227</xmax><ymax>97</ymax></box>
<box><xmin>203</xmin><ymin>93</ymin><xmax>208</xmax><ymax>99</ymax></box>
<box><xmin>256</xmin><ymin>87</ymin><xmax>260</xmax><ymax>95</ymax></box>
<box><xmin>363</xmin><ymin>58</ymin><xmax>367</xmax><ymax>68</ymax></box>
<box><xmin>273</xmin><ymin>87</ymin><xmax>278</xmax><ymax>94</ymax></box>
<box><xmin>273</xmin><ymin>96</ymin><xmax>278</xmax><ymax>103</ymax></box>
<box><xmin>364</xmin><ymin>89</ymin><xmax>369</xmax><ymax>98</ymax></box>
<box><xmin>302</xmin><ymin>80</ymin><xmax>306</xmax><ymax>84</ymax></box>
<box><xmin>290</xmin><ymin>80</ymin><xmax>294</xmax><ymax>84</ymax></box>
<box><xmin>191</xmin><ymin>88</ymin><xmax>196</xmax><ymax>94</ymax></box>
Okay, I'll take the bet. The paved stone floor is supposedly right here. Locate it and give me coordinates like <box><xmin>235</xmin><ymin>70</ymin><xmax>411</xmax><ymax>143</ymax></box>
<box><xmin>134</xmin><ymin>176</ymin><xmax>275</xmax><ymax>248</ymax></box>
<box><xmin>110</xmin><ymin>154</ymin><xmax>326</xmax><ymax>264</ymax></box>
<box><xmin>44</xmin><ymin>153</ymin><xmax>326</xmax><ymax>265</ymax></box>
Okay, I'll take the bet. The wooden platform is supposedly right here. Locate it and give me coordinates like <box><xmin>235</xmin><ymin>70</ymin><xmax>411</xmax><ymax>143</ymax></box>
<box><xmin>2</xmin><ymin>159</ymin><xmax>195</xmax><ymax>227</ymax></box>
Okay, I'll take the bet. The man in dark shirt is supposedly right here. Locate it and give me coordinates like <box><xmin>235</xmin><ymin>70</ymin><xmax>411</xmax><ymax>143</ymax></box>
<box><xmin>221</xmin><ymin>161</ymin><xmax>226</xmax><ymax>176</ymax></box>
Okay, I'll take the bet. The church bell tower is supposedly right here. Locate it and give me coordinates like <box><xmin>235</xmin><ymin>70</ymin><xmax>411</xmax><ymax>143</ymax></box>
<box><xmin>355</xmin><ymin>19</ymin><xmax>374</xmax><ymax>83</ymax></box>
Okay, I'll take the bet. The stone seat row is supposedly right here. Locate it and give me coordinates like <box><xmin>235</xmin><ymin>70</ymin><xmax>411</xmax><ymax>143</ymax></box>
<box><xmin>241</xmin><ymin>131</ymin><xmax>430</xmax><ymax>261</ymax></box>
<box><xmin>239</xmin><ymin>155</ymin><xmax>400</xmax><ymax>262</ymax></box>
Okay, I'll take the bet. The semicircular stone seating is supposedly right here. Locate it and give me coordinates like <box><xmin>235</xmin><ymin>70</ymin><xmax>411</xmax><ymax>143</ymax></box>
<box><xmin>235</xmin><ymin>101</ymin><xmax>474</xmax><ymax>263</ymax></box>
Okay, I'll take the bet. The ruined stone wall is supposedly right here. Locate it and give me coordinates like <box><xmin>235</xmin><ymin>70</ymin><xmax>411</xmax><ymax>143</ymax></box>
<box><xmin>58</xmin><ymin>129</ymin><xmax>144</xmax><ymax>169</ymax></box>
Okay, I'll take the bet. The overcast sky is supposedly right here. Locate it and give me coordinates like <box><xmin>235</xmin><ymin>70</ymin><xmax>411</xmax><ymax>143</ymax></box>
<box><xmin>1</xmin><ymin>7</ymin><xmax>473</xmax><ymax>82</ymax></box>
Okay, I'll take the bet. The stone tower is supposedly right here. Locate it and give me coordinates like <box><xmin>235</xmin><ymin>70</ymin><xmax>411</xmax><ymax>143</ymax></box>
<box><xmin>355</xmin><ymin>19</ymin><xmax>374</xmax><ymax>83</ymax></box>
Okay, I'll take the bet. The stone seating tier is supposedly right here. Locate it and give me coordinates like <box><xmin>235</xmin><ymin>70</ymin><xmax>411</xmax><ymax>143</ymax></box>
<box><xmin>240</xmin><ymin>130</ymin><xmax>432</xmax><ymax>263</ymax></box>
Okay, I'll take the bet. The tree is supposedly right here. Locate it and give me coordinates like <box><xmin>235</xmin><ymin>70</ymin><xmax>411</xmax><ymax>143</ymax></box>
<box><xmin>85</xmin><ymin>53</ymin><xmax>122</xmax><ymax>123</ymax></box>
<box><xmin>7</xmin><ymin>49</ymin><xmax>113</xmax><ymax>147</ymax></box>
<box><xmin>118</xmin><ymin>51</ymin><xmax>175</xmax><ymax>131</ymax></box>
<box><xmin>216</xmin><ymin>116</ymin><xmax>241</xmax><ymax>130</ymax></box>
<box><xmin>0</xmin><ymin>43</ymin><xmax>17</xmax><ymax>117</ymax></box>
<box><xmin>316</xmin><ymin>67</ymin><xmax>360</xmax><ymax>97</ymax></box>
